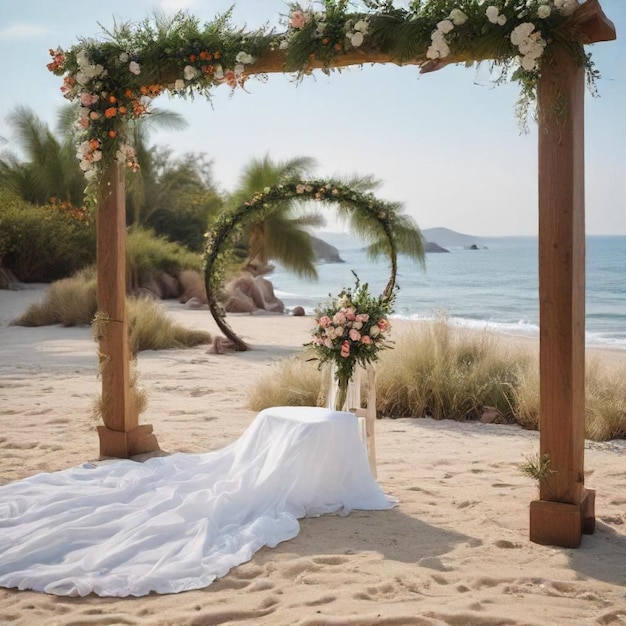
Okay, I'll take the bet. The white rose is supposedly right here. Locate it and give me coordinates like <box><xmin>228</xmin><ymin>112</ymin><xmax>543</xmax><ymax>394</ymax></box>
<box><xmin>91</xmin><ymin>150</ymin><xmax>102</xmax><ymax>162</ymax></box>
<box><xmin>437</xmin><ymin>19</ymin><xmax>454</xmax><ymax>34</ymax></box>
<box><xmin>354</xmin><ymin>19</ymin><xmax>368</xmax><ymax>33</ymax></box>
<box><xmin>234</xmin><ymin>63</ymin><xmax>245</xmax><ymax>76</ymax></box>
<box><xmin>497</xmin><ymin>14</ymin><xmax>507</xmax><ymax>25</ymax></box>
<box><xmin>521</xmin><ymin>55</ymin><xmax>538</xmax><ymax>71</ymax></box>
<box><xmin>174</xmin><ymin>79</ymin><xmax>185</xmax><ymax>90</ymax></box>
<box><xmin>537</xmin><ymin>5</ymin><xmax>551</xmax><ymax>19</ymax></box>
<box><xmin>235</xmin><ymin>51</ymin><xmax>254</xmax><ymax>64</ymax></box>
<box><xmin>79</xmin><ymin>159</ymin><xmax>92</xmax><ymax>171</ymax></box>
<box><xmin>119</xmin><ymin>52</ymin><xmax>129</xmax><ymax>63</ymax></box>
<box><xmin>84</xmin><ymin>168</ymin><xmax>98</xmax><ymax>181</ymax></box>
<box><xmin>449</xmin><ymin>9</ymin><xmax>468</xmax><ymax>25</ymax></box>
<box><xmin>369</xmin><ymin>325</ymin><xmax>381</xmax><ymax>338</ymax></box>
<box><xmin>426</xmin><ymin>46</ymin><xmax>440</xmax><ymax>60</ymax></box>
<box><xmin>213</xmin><ymin>64</ymin><xmax>224</xmax><ymax>79</ymax></box>
<box><xmin>350</xmin><ymin>31</ymin><xmax>364</xmax><ymax>47</ymax></box>
<box><xmin>76</xmin><ymin>49</ymin><xmax>90</xmax><ymax>67</ymax></box>
<box><xmin>183</xmin><ymin>65</ymin><xmax>198</xmax><ymax>80</ymax></box>
<box><xmin>129</xmin><ymin>61</ymin><xmax>141</xmax><ymax>75</ymax></box>
<box><xmin>486</xmin><ymin>6</ymin><xmax>500</xmax><ymax>24</ymax></box>
<box><xmin>511</xmin><ymin>23</ymin><xmax>536</xmax><ymax>46</ymax></box>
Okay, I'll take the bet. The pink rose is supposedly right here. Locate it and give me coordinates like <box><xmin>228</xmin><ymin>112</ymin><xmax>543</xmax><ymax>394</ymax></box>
<box><xmin>80</xmin><ymin>92</ymin><xmax>98</xmax><ymax>106</ymax></box>
<box><xmin>349</xmin><ymin>328</ymin><xmax>361</xmax><ymax>342</ymax></box>
<box><xmin>340</xmin><ymin>340</ymin><xmax>350</xmax><ymax>358</ymax></box>
<box><xmin>224</xmin><ymin>70</ymin><xmax>238</xmax><ymax>88</ymax></box>
<box><xmin>333</xmin><ymin>312</ymin><xmax>346</xmax><ymax>325</ymax></box>
<box><xmin>318</xmin><ymin>315</ymin><xmax>331</xmax><ymax>328</ymax></box>
<box><xmin>290</xmin><ymin>11</ymin><xmax>307</xmax><ymax>29</ymax></box>
<box><xmin>361</xmin><ymin>335</ymin><xmax>372</xmax><ymax>345</ymax></box>
<box><xmin>356</xmin><ymin>313</ymin><xmax>369</xmax><ymax>323</ymax></box>
<box><xmin>344</xmin><ymin>308</ymin><xmax>356</xmax><ymax>321</ymax></box>
<box><xmin>378</xmin><ymin>318</ymin><xmax>390</xmax><ymax>332</ymax></box>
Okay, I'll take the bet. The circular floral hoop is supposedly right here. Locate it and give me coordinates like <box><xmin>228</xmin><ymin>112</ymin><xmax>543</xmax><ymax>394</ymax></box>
<box><xmin>204</xmin><ymin>179</ymin><xmax>399</xmax><ymax>351</ymax></box>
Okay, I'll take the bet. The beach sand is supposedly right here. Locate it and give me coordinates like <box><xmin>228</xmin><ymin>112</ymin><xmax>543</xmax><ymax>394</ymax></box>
<box><xmin>1</xmin><ymin>285</ymin><xmax>625</xmax><ymax>626</ymax></box>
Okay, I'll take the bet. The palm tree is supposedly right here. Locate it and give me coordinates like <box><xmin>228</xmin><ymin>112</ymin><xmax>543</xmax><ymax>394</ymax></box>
<box><xmin>0</xmin><ymin>106</ymin><xmax>85</xmax><ymax>207</ymax></box>
<box><xmin>228</xmin><ymin>154</ymin><xmax>325</xmax><ymax>279</ymax></box>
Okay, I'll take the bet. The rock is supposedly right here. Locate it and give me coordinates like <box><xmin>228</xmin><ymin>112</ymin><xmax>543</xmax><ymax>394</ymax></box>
<box><xmin>311</xmin><ymin>236</ymin><xmax>344</xmax><ymax>263</ymax></box>
<box><xmin>179</xmin><ymin>270</ymin><xmax>208</xmax><ymax>304</ymax></box>
<box><xmin>480</xmin><ymin>406</ymin><xmax>502</xmax><ymax>424</ymax></box>
<box><xmin>224</xmin><ymin>274</ymin><xmax>285</xmax><ymax>314</ymax></box>
<box><xmin>0</xmin><ymin>267</ymin><xmax>19</xmax><ymax>290</ymax></box>
<box><xmin>423</xmin><ymin>240</ymin><xmax>449</xmax><ymax>253</ymax></box>
<box><xmin>292</xmin><ymin>306</ymin><xmax>306</xmax><ymax>316</ymax></box>
<box><xmin>157</xmin><ymin>272</ymin><xmax>181</xmax><ymax>299</ymax></box>
<box><xmin>184</xmin><ymin>297</ymin><xmax>205</xmax><ymax>310</ymax></box>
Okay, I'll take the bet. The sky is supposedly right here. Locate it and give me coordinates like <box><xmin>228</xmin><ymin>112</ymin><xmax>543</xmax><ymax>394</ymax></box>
<box><xmin>0</xmin><ymin>0</ymin><xmax>624</xmax><ymax>236</ymax></box>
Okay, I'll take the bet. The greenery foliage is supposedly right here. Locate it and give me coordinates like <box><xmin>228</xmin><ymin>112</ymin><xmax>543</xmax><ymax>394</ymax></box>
<box><xmin>46</xmin><ymin>0</ymin><xmax>601</xmax><ymax>192</ymax></box>
<box><xmin>0</xmin><ymin>190</ymin><xmax>95</xmax><ymax>282</ymax></box>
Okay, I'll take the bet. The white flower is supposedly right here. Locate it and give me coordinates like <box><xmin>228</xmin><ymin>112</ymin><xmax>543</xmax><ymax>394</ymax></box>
<box><xmin>79</xmin><ymin>159</ymin><xmax>92</xmax><ymax>172</ymax></box>
<box><xmin>183</xmin><ymin>65</ymin><xmax>198</xmax><ymax>81</ymax></box>
<box><xmin>84</xmin><ymin>168</ymin><xmax>98</xmax><ymax>181</ymax></box>
<box><xmin>521</xmin><ymin>55</ymin><xmax>538</xmax><ymax>71</ymax></box>
<box><xmin>437</xmin><ymin>19</ymin><xmax>454</xmax><ymax>34</ymax></box>
<box><xmin>497</xmin><ymin>14</ymin><xmax>507</xmax><ymax>25</ymax></box>
<box><xmin>537</xmin><ymin>5</ymin><xmax>551</xmax><ymax>19</ymax></box>
<box><xmin>279</xmin><ymin>39</ymin><xmax>289</xmax><ymax>50</ymax></box>
<box><xmin>235</xmin><ymin>51</ymin><xmax>254</xmax><ymax>64</ymax></box>
<box><xmin>78</xmin><ymin>140</ymin><xmax>92</xmax><ymax>156</ymax></box>
<box><xmin>76</xmin><ymin>49</ymin><xmax>90</xmax><ymax>67</ymax></box>
<box><xmin>486</xmin><ymin>6</ymin><xmax>500</xmax><ymax>24</ymax></box>
<box><xmin>426</xmin><ymin>45</ymin><xmax>440</xmax><ymax>60</ymax></box>
<box><xmin>91</xmin><ymin>150</ymin><xmax>102</xmax><ymax>162</ymax></box>
<box><xmin>449</xmin><ymin>9</ymin><xmax>468</xmax><ymax>26</ymax></box>
<box><xmin>214</xmin><ymin>65</ymin><xmax>224</xmax><ymax>79</ymax></box>
<box><xmin>511</xmin><ymin>23</ymin><xmax>536</xmax><ymax>46</ymax></box>
<box><xmin>129</xmin><ymin>61</ymin><xmax>141</xmax><ymax>75</ymax></box>
<box><xmin>350</xmin><ymin>31</ymin><xmax>364</xmax><ymax>47</ymax></box>
<box><xmin>369</xmin><ymin>325</ymin><xmax>381</xmax><ymax>338</ymax></box>
<box><xmin>234</xmin><ymin>63</ymin><xmax>245</xmax><ymax>76</ymax></box>
<box><xmin>174</xmin><ymin>78</ymin><xmax>185</xmax><ymax>91</ymax></box>
<box><xmin>354</xmin><ymin>19</ymin><xmax>369</xmax><ymax>33</ymax></box>
<box><xmin>119</xmin><ymin>52</ymin><xmax>129</xmax><ymax>63</ymax></box>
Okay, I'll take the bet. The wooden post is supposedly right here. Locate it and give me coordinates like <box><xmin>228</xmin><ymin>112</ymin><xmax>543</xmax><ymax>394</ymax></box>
<box><xmin>96</xmin><ymin>162</ymin><xmax>160</xmax><ymax>458</ymax></box>
<box><xmin>529</xmin><ymin>43</ymin><xmax>592</xmax><ymax>548</ymax></box>
<box><xmin>529</xmin><ymin>2</ymin><xmax>616</xmax><ymax>548</ymax></box>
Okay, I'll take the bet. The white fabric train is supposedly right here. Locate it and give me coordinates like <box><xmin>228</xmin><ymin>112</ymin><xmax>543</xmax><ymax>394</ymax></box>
<box><xmin>0</xmin><ymin>407</ymin><xmax>396</xmax><ymax>597</ymax></box>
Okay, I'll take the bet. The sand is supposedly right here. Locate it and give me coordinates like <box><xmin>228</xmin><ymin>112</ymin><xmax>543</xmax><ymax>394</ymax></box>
<box><xmin>1</xmin><ymin>285</ymin><xmax>625</xmax><ymax>626</ymax></box>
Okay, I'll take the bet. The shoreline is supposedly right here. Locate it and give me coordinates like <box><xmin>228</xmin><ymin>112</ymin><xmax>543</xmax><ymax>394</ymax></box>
<box><xmin>1</xmin><ymin>286</ymin><xmax>625</xmax><ymax>625</ymax></box>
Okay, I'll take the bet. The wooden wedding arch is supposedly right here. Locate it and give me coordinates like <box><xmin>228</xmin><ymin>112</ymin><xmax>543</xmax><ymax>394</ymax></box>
<box><xmin>52</xmin><ymin>1</ymin><xmax>616</xmax><ymax>548</ymax></box>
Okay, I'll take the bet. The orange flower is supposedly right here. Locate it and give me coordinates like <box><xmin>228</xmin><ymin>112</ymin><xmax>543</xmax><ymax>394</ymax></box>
<box><xmin>118</xmin><ymin>105</ymin><xmax>127</xmax><ymax>114</ymax></box>
<box><xmin>189</xmin><ymin>54</ymin><xmax>197</xmax><ymax>62</ymax></box>
<box><xmin>322</xmin><ymin>38</ymin><xmax>330</xmax><ymax>45</ymax></box>
<box><xmin>104</xmin><ymin>107</ymin><xmax>117</xmax><ymax>119</ymax></box>
<box><xmin>124</xmin><ymin>88</ymin><xmax>133</xmax><ymax>98</ymax></box>
<box><xmin>214</xmin><ymin>51</ymin><xmax>221</xmax><ymax>59</ymax></box>
<box><xmin>108</xmin><ymin>95</ymin><xmax>117</xmax><ymax>103</ymax></box>
<box><xmin>334</xmin><ymin>44</ymin><xmax>342</xmax><ymax>51</ymax></box>
<box><xmin>89</xmin><ymin>139</ymin><xmax>100</xmax><ymax>150</ymax></box>
<box><xmin>140</xmin><ymin>85</ymin><xmax>149</xmax><ymax>95</ymax></box>
<box><xmin>108</xmin><ymin>130</ymin><xmax>117</xmax><ymax>138</ymax></box>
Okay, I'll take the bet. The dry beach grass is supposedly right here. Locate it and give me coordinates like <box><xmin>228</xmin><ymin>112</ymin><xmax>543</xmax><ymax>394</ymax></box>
<box><xmin>1</xmin><ymin>285</ymin><xmax>625</xmax><ymax>626</ymax></box>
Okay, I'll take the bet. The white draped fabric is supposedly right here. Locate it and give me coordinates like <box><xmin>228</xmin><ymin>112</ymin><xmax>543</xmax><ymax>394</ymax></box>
<box><xmin>0</xmin><ymin>407</ymin><xmax>396</xmax><ymax>597</ymax></box>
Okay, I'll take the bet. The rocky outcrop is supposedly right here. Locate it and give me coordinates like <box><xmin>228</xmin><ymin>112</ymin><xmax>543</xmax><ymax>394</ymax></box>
<box><xmin>224</xmin><ymin>274</ymin><xmax>285</xmax><ymax>314</ymax></box>
<box><xmin>311</xmin><ymin>236</ymin><xmax>344</xmax><ymax>263</ymax></box>
<box><xmin>423</xmin><ymin>240</ymin><xmax>449</xmax><ymax>253</ymax></box>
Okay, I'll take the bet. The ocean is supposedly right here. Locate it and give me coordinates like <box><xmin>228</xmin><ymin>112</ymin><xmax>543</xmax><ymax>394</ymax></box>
<box><xmin>270</xmin><ymin>234</ymin><xmax>626</xmax><ymax>351</ymax></box>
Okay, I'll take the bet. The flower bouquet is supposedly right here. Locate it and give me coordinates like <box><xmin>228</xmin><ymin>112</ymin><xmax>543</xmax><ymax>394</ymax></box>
<box><xmin>307</xmin><ymin>273</ymin><xmax>394</xmax><ymax>411</ymax></box>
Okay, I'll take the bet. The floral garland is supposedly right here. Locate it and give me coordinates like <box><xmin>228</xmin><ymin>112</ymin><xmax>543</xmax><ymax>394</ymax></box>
<box><xmin>203</xmin><ymin>178</ymin><xmax>399</xmax><ymax>351</ymax></box>
<box><xmin>307</xmin><ymin>273</ymin><xmax>394</xmax><ymax>411</ymax></box>
<box><xmin>47</xmin><ymin>0</ymin><xmax>598</xmax><ymax>192</ymax></box>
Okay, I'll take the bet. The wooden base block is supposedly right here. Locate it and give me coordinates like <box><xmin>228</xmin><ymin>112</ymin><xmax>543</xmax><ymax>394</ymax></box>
<box><xmin>98</xmin><ymin>424</ymin><xmax>160</xmax><ymax>459</ymax></box>
<box><xmin>530</xmin><ymin>489</ymin><xmax>595</xmax><ymax>548</ymax></box>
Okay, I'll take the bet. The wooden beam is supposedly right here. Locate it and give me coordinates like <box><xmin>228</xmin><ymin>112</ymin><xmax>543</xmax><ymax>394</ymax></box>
<box><xmin>529</xmin><ymin>42</ymin><xmax>593</xmax><ymax>548</ymax></box>
<box><xmin>96</xmin><ymin>163</ymin><xmax>160</xmax><ymax>458</ymax></box>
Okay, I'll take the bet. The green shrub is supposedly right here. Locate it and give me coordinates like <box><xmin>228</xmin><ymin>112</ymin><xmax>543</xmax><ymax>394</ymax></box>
<box><xmin>0</xmin><ymin>190</ymin><xmax>95</xmax><ymax>282</ymax></box>
<box><xmin>126</xmin><ymin>226</ymin><xmax>203</xmax><ymax>292</ymax></box>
